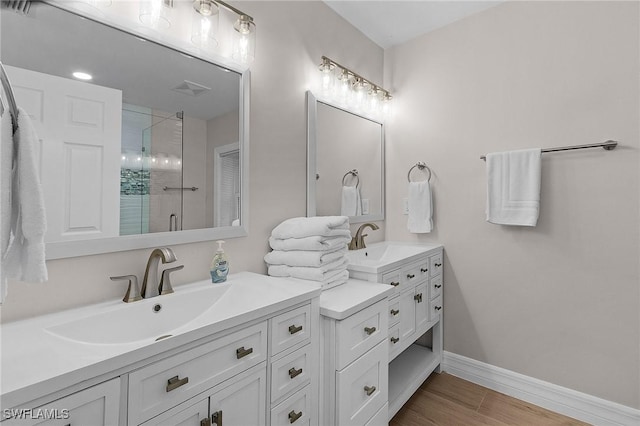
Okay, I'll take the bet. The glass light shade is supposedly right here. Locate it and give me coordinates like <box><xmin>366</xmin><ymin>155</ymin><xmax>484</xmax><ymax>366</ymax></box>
<box><xmin>191</xmin><ymin>1</ymin><xmax>219</xmax><ymax>50</ymax></box>
<box><xmin>232</xmin><ymin>16</ymin><xmax>256</xmax><ymax>64</ymax></box>
<box><xmin>139</xmin><ymin>0</ymin><xmax>171</xmax><ymax>30</ymax></box>
<box><xmin>319</xmin><ymin>59</ymin><xmax>335</xmax><ymax>97</ymax></box>
<box><xmin>335</xmin><ymin>69</ymin><xmax>350</xmax><ymax>106</ymax></box>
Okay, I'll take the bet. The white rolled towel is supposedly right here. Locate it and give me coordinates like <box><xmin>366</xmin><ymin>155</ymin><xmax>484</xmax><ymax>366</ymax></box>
<box><xmin>264</xmin><ymin>247</ymin><xmax>346</xmax><ymax>267</ymax></box>
<box><xmin>271</xmin><ymin>216</ymin><xmax>350</xmax><ymax>240</ymax></box>
<box><xmin>268</xmin><ymin>258</ymin><xmax>349</xmax><ymax>282</ymax></box>
<box><xmin>269</xmin><ymin>235</ymin><xmax>350</xmax><ymax>252</ymax></box>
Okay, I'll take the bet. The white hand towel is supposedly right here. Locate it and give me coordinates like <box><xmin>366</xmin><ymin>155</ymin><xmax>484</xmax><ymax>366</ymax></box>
<box><xmin>0</xmin><ymin>111</ymin><xmax>13</xmax><ymax>302</ymax></box>
<box><xmin>407</xmin><ymin>181</ymin><xmax>433</xmax><ymax>233</ymax></box>
<box><xmin>2</xmin><ymin>108</ymin><xmax>48</xmax><ymax>303</ymax></box>
<box><xmin>264</xmin><ymin>247</ymin><xmax>346</xmax><ymax>267</ymax></box>
<box><xmin>271</xmin><ymin>216</ymin><xmax>350</xmax><ymax>239</ymax></box>
<box><xmin>268</xmin><ymin>258</ymin><xmax>349</xmax><ymax>282</ymax></box>
<box><xmin>486</xmin><ymin>148</ymin><xmax>541</xmax><ymax>226</ymax></box>
<box><xmin>340</xmin><ymin>186</ymin><xmax>362</xmax><ymax>216</ymax></box>
<box><xmin>268</xmin><ymin>235</ymin><xmax>350</xmax><ymax>252</ymax></box>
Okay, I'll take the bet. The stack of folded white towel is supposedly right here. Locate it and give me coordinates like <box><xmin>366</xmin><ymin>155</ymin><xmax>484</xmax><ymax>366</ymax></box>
<box><xmin>265</xmin><ymin>216</ymin><xmax>351</xmax><ymax>290</ymax></box>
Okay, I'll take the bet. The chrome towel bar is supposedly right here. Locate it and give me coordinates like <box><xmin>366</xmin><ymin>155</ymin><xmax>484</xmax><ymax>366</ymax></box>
<box><xmin>480</xmin><ymin>140</ymin><xmax>618</xmax><ymax>160</ymax></box>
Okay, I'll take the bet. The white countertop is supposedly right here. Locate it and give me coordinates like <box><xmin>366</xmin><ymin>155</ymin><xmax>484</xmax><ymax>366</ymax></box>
<box><xmin>319</xmin><ymin>279</ymin><xmax>394</xmax><ymax>320</ymax></box>
<box><xmin>0</xmin><ymin>272</ymin><xmax>321</xmax><ymax>409</ymax></box>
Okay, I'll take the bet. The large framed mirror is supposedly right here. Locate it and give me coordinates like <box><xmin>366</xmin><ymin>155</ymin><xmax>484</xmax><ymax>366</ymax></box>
<box><xmin>1</xmin><ymin>1</ymin><xmax>249</xmax><ymax>259</ymax></box>
<box><xmin>307</xmin><ymin>91</ymin><xmax>385</xmax><ymax>223</ymax></box>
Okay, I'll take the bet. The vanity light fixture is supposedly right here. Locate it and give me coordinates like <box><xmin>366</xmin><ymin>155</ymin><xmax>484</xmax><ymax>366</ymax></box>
<box><xmin>192</xmin><ymin>0</ymin><xmax>256</xmax><ymax>64</ymax></box>
<box><xmin>139</xmin><ymin>0</ymin><xmax>173</xmax><ymax>30</ymax></box>
<box><xmin>318</xmin><ymin>56</ymin><xmax>392</xmax><ymax>118</ymax></box>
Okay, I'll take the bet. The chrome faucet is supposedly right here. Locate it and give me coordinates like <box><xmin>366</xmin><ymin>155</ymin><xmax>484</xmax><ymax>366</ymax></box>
<box><xmin>349</xmin><ymin>223</ymin><xmax>380</xmax><ymax>250</ymax></box>
<box><xmin>141</xmin><ymin>247</ymin><xmax>177</xmax><ymax>298</ymax></box>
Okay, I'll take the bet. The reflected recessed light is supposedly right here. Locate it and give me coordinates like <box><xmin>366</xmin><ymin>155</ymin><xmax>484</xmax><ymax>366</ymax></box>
<box><xmin>72</xmin><ymin>71</ymin><xmax>93</xmax><ymax>81</ymax></box>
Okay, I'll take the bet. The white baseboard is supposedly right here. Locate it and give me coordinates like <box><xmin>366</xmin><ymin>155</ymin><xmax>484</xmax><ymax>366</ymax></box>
<box><xmin>442</xmin><ymin>351</ymin><xmax>640</xmax><ymax>426</ymax></box>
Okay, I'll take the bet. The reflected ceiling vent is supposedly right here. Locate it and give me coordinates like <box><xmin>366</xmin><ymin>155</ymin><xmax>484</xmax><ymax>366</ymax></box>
<box><xmin>1</xmin><ymin>0</ymin><xmax>31</xmax><ymax>14</ymax></box>
<box><xmin>171</xmin><ymin>80</ymin><xmax>211</xmax><ymax>97</ymax></box>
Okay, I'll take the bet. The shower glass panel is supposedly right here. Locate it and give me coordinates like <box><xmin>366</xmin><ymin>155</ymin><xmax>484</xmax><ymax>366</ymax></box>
<box><xmin>120</xmin><ymin>105</ymin><xmax>184</xmax><ymax>235</ymax></box>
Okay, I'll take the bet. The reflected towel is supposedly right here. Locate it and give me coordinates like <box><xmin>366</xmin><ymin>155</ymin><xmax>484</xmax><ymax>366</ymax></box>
<box><xmin>2</xmin><ymin>108</ymin><xmax>48</xmax><ymax>303</ymax></box>
<box><xmin>264</xmin><ymin>247</ymin><xmax>346</xmax><ymax>267</ymax></box>
<box><xmin>268</xmin><ymin>235</ymin><xmax>350</xmax><ymax>252</ymax></box>
<box><xmin>407</xmin><ymin>181</ymin><xmax>433</xmax><ymax>233</ymax></box>
<box><xmin>271</xmin><ymin>216</ymin><xmax>350</xmax><ymax>239</ymax></box>
<box><xmin>486</xmin><ymin>148</ymin><xmax>541</xmax><ymax>226</ymax></box>
<box><xmin>340</xmin><ymin>186</ymin><xmax>361</xmax><ymax>216</ymax></box>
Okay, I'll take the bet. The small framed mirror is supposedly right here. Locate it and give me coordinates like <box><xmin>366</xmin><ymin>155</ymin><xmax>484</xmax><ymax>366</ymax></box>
<box><xmin>306</xmin><ymin>91</ymin><xmax>385</xmax><ymax>223</ymax></box>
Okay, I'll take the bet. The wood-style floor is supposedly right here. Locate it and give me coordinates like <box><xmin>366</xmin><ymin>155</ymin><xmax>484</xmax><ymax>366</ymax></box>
<box><xmin>390</xmin><ymin>373</ymin><xmax>590</xmax><ymax>426</ymax></box>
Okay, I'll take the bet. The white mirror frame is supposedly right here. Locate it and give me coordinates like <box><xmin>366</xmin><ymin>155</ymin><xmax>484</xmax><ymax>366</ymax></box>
<box><xmin>306</xmin><ymin>91</ymin><xmax>385</xmax><ymax>224</ymax></box>
<box><xmin>42</xmin><ymin>3</ymin><xmax>250</xmax><ymax>259</ymax></box>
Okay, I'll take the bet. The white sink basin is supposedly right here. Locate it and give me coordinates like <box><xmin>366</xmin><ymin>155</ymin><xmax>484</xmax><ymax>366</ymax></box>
<box><xmin>346</xmin><ymin>242</ymin><xmax>434</xmax><ymax>274</ymax></box>
<box><xmin>45</xmin><ymin>282</ymin><xmax>231</xmax><ymax>345</ymax></box>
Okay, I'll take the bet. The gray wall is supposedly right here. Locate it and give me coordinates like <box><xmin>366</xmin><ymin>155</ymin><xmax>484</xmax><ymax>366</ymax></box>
<box><xmin>384</xmin><ymin>0</ymin><xmax>639</xmax><ymax>408</ymax></box>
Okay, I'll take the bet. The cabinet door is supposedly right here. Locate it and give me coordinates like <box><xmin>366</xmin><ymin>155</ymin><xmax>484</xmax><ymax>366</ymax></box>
<box><xmin>17</xmin><ymin>378</ymin><xmax>120</xmax><ymax>426</ymax></box>
<box><xmin>398</xmin><ymin>291</ymin><xmax>416</xmax><ymax>342</ymax></box>
<box><xmin>414</xmin><ymin>282</ymin><xmax>429</xmax><ymax>332</ymax></box>
<box><xmin>209</xmin><ymin>364</ymin><xmax>267</xmax><ymax>426</ymax></box>
<box><xmin>141</xmin><ymin>398</ymin><xmax>209</xmax><ymax>426</ymax></box>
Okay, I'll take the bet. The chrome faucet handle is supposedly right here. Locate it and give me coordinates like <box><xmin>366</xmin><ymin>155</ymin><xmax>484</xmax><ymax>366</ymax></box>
<box><xmin>110</xmin><ymin>275</ymin><xmax>142</xmax><ymax>303</ymax></box>
<box><xmin>159</xmin><ymin>265</ymin><xmax>184</xmax><ymax>295</ymax></box>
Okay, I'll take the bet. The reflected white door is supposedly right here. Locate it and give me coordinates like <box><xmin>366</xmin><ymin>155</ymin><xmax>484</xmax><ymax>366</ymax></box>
<box><xmin>7</xmin><ymin>66</ymin><xmax>122</xmax><ymax>242</ymax></box>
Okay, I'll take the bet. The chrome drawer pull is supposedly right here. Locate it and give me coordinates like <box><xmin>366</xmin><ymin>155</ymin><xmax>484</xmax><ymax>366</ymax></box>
<box><xmin>434</xmin><ymin>306</ymin><xmax>442</xmax><ymax>311</ymax></box>
<box><xmin>407</xmin><ymin>274</ymin><xmax>415</xmax><ymax>279</ymax></box>
<box><xmin>364</xmin><ymin>385</ymin><xmax>376</xmax><ymax>396</ymax></box>
<box><xmin>211</xmin><ymin>410</ymin><xmax>222</xmax><ymax>426</ymax></box>
<box><xmin>288</xmin><ymin>324</ymin><xmax>303</xmax><ymax>334</ymax></box>
<box><xmin>435</xmin><ymin>262</ymin><xmax>442</xmax><ymax>267</ymax></box>
<box><xmin>390</xmin><ymin>281</ymin><xmax>400</xmax><ymax>287</ymax></box>
<box><xmin>421</xmin><ymin>268</ymin><xmax>428</xmax><ymax>273</ymax></box>
<box><xmin>390</xmin><ymin>337</ymin><xmax>399</xmax><ymax>344</ymax></box>
<box><xmin>364</xmin><ymin>326</ymin><xmax>376</xmax><ymax>335</ymax></box>
<box><xmin>236</xmin><ymin>346</ymin><xmax>253</xmax><ymax>359</ymax></box>
<box><xmin>390</xmin><ymin>309</ymin><xmax>399</xmax><ymax>316</ymax></box>
<box><xmin>434</xmin><ymin>284</ymin><xmax>442</xmax><ymax>289</ymax></box>
<box><xmin>288</xmin><ymin>410</ymin><xmax>303</xmax><ymax>424</ymax></box>
<box><xmin>289</xmin><ymin>367</ymin><xmax>303</xmax><ymax>379</ymax></box>
<box><xmin>414</xmin><ymin>293</ymin><xmax>423</xmax><ymax>303</ymax></box>
<box><xmin>166</xmin><ymin>375</ymin><xmax>189</xmax><ymax>392</ymax></box>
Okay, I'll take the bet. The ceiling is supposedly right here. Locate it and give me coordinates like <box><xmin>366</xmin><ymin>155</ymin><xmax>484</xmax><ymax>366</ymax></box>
<box><xmin>324</xmin><ymin>1</ymin><xmax>505</xmax><ymax>48</ymax></box>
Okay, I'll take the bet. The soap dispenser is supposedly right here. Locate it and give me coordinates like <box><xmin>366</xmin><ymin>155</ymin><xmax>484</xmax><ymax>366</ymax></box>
<box><xmin>210</xmin><ymin>240</ymin><xmax>229</xmax><ymax>283</ymax></box>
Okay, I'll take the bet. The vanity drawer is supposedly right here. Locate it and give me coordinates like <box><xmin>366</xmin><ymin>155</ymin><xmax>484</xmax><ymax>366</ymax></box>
<box><xmin>429</xmin><ymin>252</ymin><xmax>443</xmax><ymax>277</ymax></box>
<box><xmin>271</xmin><ymin>344</ymin><xmax>312</xmax><ymax>403</ymax></box>
<box><xmin>430</xmin><ymin>275</ymin><xmax>443</xmax><ymax>300</ymax></box>
<box><xmin>270</xmin><ymin>384</ymin><xmax>311</xmax><ymax>426</ymax></box>
<box><xmin>336</xmin><ymin>341</ymin><xmax>388</xmax><ymax>426</ymax></box>
<box><xmin>381</xmin><ymin>269</ymin><xmax>402</xmax><ymax>296</ymax></box>
<box><xmin>365</xmin><ymin>403</ymin><xmax>389</xmax><ymax>426</ymax></box>
<box><xmin>403</xmin><ymin>259</ymin><xmax>428</xmax><ymax>287</ymax></box>
<box><xmin>271</xmin><ymin>304</ymin><xmax>311</xmax><ymax>356</ymax></box>
<box><xmin>388</xmin><ymin>296</ymin><xmax>400</xmax><ymax>327</ymax></box>
<box><xmin>388</xmin><ymin>326</ymin><xmax>401</xmax><ymax>360</ymax></box>
<box><xmin>336</xmin><ymin>299</ymin><xmax>388</xmax><ymax>370</ymax></box>
<box><xmin>128</xmin><ymin>322</ymin><xmax>267</xmax><ymax>425</ymax></box>
<box><xmin>430</xmin><ymin>296</ymin><xmax>443</xmax><ymax>322</ymax></box>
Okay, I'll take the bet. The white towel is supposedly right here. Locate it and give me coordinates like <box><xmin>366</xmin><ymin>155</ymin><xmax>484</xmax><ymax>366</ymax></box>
<box><xmin>285</xmin><ymin>270</ymin><xmax>349</xmax><ymax>290</ymax></box>
<box><xmin>486</xmin><ymin>148</ymin><xmax>541</xmax><ymax>226</ymax></box>
<box><xmin>0</xmin><ymin>110</ymin><xmax>13</xmax><ymax>302</ymax></box>
<box><xmin>271</xmin><ymin>216</ymin><xmax>350</xmax><ymax>240</ymax></box>
<box><xmin>268</xmin><ymin>258</ymin><xmax>349</xmax><ymax>282</ymax></box>
<box><xmin>2</xmin><ymin>108</ymin><xmax>48</xmax><ymax>301</ymax></box>
<box><xmin>407</xmin><ymin>181</ymin><xmax>433</xmax><ymax>233</ymax></box>
<box><xmin>268</xmin><ymin>235</ymin><xmax>350</xmax><ymax>252</ymax></box>
<box><xmin>340</xmin><ymin>186</ymin><xmax>362</xmax><ymax>216</ymax></box>
<box><xmin>264</xmin><ymin>246</ymin><xmax>346</xmax><ymax>267</ymax></box>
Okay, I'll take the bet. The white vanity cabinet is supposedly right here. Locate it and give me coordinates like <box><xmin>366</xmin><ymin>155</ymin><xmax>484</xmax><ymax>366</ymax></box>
<box><xmin>17</xmin><ymin>378</ymin><xmax>121</xmax><ymax>426</ymax></box>
<box><xmin>319</xmin><ymin>281</ymin><xmax>394</xmax><ymax>426</ymax></box>
<box><xmin>348</xmin><ymin>244</ymin><xmax>444</xmax><ymax>420</ymax></box>
<box><xmin>1</xmin><ymin>274</ymin><xmax>321</xmax><ymax>426</ymax></box>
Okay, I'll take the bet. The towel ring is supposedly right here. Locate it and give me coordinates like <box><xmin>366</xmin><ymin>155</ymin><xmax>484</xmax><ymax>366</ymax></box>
<box><xmin>342</xmin><ymin>169</ymin><xmax>360</xmax><ymax>187</ymax></box>
<box><xmin>407</xmin><ymin>162</ymin><xmax>431</xmax><ymax>182</ymax></box>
